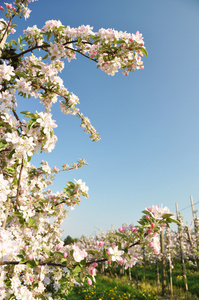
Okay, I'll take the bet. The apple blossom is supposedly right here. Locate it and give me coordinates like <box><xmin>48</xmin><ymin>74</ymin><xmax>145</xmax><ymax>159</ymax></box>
<box><xmin>108</xmin><ymin>246</ymin><xmax>124</xmax><ymax>262</ymax></box>
<box><xmin>0</xmin><ymin>1</ymin><xmax>179</xmax><ymax>298</ymax></box>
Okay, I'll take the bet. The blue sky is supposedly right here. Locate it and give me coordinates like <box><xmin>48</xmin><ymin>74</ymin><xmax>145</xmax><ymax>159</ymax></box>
<box><xmin>3</xmin><ymin>0</ymin><xmax>199</xmax><ymax>237</ymax></box>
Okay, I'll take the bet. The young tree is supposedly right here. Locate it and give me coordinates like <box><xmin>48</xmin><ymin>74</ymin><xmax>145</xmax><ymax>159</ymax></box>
<box><xmin>0</xmin><ymin>1</ymin><xmax>177</xmax><ymax>299</ymax></box>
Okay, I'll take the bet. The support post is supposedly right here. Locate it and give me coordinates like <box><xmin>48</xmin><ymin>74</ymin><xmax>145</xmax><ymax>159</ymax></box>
<box><xmin>176</xmin><ymin>202</ymin><xmax>189</xmax><ymax>299</ymax></box>
<box><xmin>160</xmin><ymin>229</ymin><xmax>166</xmax><ymax>296</ymax></box>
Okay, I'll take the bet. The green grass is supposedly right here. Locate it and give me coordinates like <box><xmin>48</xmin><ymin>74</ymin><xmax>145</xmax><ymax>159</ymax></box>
<box><xmin>127</xmin><ymin>261</ymin><xmax>199</xmax><ymax>298</ymax></box>
<box><xmin>65</xmin><ymin>261</ymin><xmax>199</xmax><ymax>300</ymax></box>
<box><xmin>66</xmin><ymin>276</ymin><xmax>162</xmax><ymax>300</ymax></box>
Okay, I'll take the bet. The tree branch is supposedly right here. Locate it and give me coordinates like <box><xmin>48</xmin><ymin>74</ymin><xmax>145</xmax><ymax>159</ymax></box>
<box><xmin>16</xmin><ymin>159</ymin><xmax>24</xmax><ymax>207</ymax></box>
<box><xmin>0</xmin><ymin>0</ymin><xmax>27</xmax><ymax>46</ymax></box>
<box><xmin>2</xmin><ymin>196</ymin><xmax>11</xmax><ymax>229</ymax></box>
<box><xmin>6</xmin><ymin>40</ymin><xmax>97</xmax><ymax>63</ymax></box>
<box><xmin>64</xmin><ymin>46</ymin><xmax>97</xmax><ymax>62</ymax></box>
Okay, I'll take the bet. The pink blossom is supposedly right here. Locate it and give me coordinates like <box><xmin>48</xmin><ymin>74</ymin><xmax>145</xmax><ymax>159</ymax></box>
<box><xmin>149</xmin><ymin>242</ymin><xmax>154</xmax><ymax>248</ymax></box>
<box><xmin>130</xmin><ymin>226</ymin><xmax>137</xmax><ymax>233</ymax></box>
<box><xmin>87</xmin><ymin>278</ymin><xmax>92</xmax><ymax>285</ymax></box>
<box><xmin>56</xmin><ymin>244</ymin><xmax>62</xmax><ymax>250</ymax></box>
<box><xmin>98</xmin><ymin>241</ymin><xmax>104</xmax><ymax>247</ymax></box>
<box><xmin>27</xmin><ymin>254</ymin><xmax>34</xmax><ymax>260</ymax></box>
<box><xmin>92</xmin><ymin>262</ymin><xmax>98</xmax><ymax>268</ymax></box>
<box><xmin>4</xmin><ymin>3</ymin><xmax>12</xmax><ymax>9</ymax></box>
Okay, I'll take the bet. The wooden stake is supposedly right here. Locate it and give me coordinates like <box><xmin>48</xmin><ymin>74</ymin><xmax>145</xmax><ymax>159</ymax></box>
<box><xmin>176</xmin><ymin>202</ymin><xmax>189</xmax><ymax>299</ymax></box>
<box><xmin>160</xmin><ymin>229</ymin><xmax>166</xmax><ymax>296</ymax></box>
<box><xmin>166</xmin><ymin>229</ymin><xmax>173</xmax><ymax>296</ymax></box>
<box><xmin>185</xmin><ymin>226</ymin><xmax>197</xmax><ymax>270</ymax></box>
<box><xmin>156</xmin><ymin>259</ymin><xmax>160</xmax><ymax>294</ymax></box>
<box><xmin>190</xmin><ymin>196</ymin><xmax>196</xmax><ymax>228</ymax></box>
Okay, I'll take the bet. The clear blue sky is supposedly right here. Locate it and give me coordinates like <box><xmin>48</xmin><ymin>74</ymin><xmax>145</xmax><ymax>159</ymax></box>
<box><xmin>4</xmin><ymin>0</ymin><xmax>199</xmax><ymax>237</ymax></box>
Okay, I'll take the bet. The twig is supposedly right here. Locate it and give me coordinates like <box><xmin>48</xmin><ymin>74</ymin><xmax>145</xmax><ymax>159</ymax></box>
<box><xmin>16</xmin><ymin>159</ymin><xmax>24</xmax><ymax>207</ymax></box>
<box><xmin>2</xmin><ymin>196</ymin><xmax>11</xmax><ymax>229</ymax></box>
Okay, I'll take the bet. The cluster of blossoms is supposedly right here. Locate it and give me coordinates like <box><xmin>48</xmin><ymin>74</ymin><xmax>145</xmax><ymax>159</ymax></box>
<box><xmin>19</xmin><ymin>18</ymin><xmax>147</xmax><ymax>75</ymax></box>
<box><xmin>145</xmin><ymin>205</ymin><xmax>174</xmax><ymax>219</ymax></box>
<box><xmin>0</xmin><ymin>1</ymin><xmax>178</xmax><ymax>299</ymax></box>
<box><xmin>0</xmin><ymin>62</ymin><xmax>15</xmax><ymax>83</ymax></box>
<box><xmin>0</xmin><ymin>17</ymin><xmax>16</xmax><ymax>35</ymax></box>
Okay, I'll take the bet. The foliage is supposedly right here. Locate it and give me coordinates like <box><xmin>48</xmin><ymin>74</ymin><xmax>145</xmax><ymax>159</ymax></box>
<box><xmin>64</xmin><ymin>236</ymin><xmax>79</xmax><ymax>246</ymax></box>
<box><xmin>66</xmin><ymin>276</ymin><xmax>162</xmax><ymax>300</ymax></box>
<box><xmin>0</xmin><ymin>1</ymin><xmax>177</xmax><ymax>299</ymax></box>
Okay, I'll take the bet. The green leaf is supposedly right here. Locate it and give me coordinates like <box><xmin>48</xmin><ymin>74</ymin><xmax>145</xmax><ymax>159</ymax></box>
<box><xmin>42</xmin><ymin>247</ymin><xmax>52</xmax><ymax>257</ymax></box>
<box><xmin>6</xmin><ymin>216</ymin><xmax>13</xmax><ymax>222</ymax></box>
<box><xmin>0</xmin><ymin>140</ymin><xmax>8</xmax><ymax>150</ymax></box>
<box><xmin>20</xmin><ymin>111</ymin><xmax>31</xmax><ymax>115</ymax></box>
<box><xmin>46</xmin><ymin>32</ymin><xmax>51</xmax><ymax>41</ymax></box>
<box><xmin>28</xmin><ymin>119</ymin><xmax>37</xmax><ymax>129</ymax></box>
<box><xmin>58</xmin><ymin>26</ymin><xmax>65</xmax><ymax>30</ymax></box>
<box><xmin>167</xmin><ymin>217</ymin><xmax>179</xmax><ymax>224</ymax></box>
<box><xmin>162</xmin><ymin>213</ymin><xmax>174</xmax><ymax>219</ymax></box>
<box><xmin>21</xmin><ymin>249</ymin><xmax>26</xmax><ymax>256</ymax></box>
<box><xmin>42</xmin><ymin>54</ymin><xmax>49</xmax><ymax>60</ymax></box>
<box><xmin>17</xmin><ymin>254</ymin><xmax>24</xmax><ymax>260</ymax></box>
<box><xmin>103</xmin><ymin>247</ymin><xmax>108</xmax><ymax>258</ymax></box>
<box><xmin>54</xmin><ymin>251</ymin><xmax>64</xmax><ymax>257</ymax></box>
<box><xmin>2</xmin><ymin>160</ymin><xmax>6</xmax><ymax>170</ymax></box>
<box><xmin>142</xmin><ymin>210</ymin><xmax>150</xmax><ymax>215</ymax></box>
<box><xmin>28</xmin><ymin>218</ymin><xmax>36</xmax><ymax>227</ymax></box>
<box><xmin>6</xmin><ymin>167</ymin><xmax>16</xmax><ymax>174</ymax></box>
<box><xmin>140</xmin><ymin>47</ymin><xmax>148</xmax><ymax>57</ymax></box>
<box><xmin>8</xmin><ymin>149</ymin><xmax>15</xmax><ymax>159</ymax></box>
<box><xmin>34</xmin><ymin>259</ymin><xmax>39</xmax><ymax>266</ymax></box>
<box><xmin>31</xmin><ymin>64</ymin><xmax>42</xmax><ymax>69</ymax></box>
<box><xmin>13</xmin><ymin>211</ymin><xmax>21</xmax><ymax>217</ymax></box>
<box><xmin>50</xmin><ymin>129</ymin><xmax>54</xmax><ymax>138</ymax></box>
<box><xmin>19</xmin><ymin>218</ymin><xmax>25</xmax><ymax>225</ymax></box>
<box><xmin>124</xmin><ymin>246</ymin><xmax>129</xmax><ymax>254</ymax></box>
<box><xmin>15</xmin><ymin>71</ymin><xmax>27</xmax><ymax>78</ymax></box>
<box><xmin>26</xmin><ymin>260</ymin><xmax>37</xmax><ymax>268</ymax></box>
<box><xmin>80</xmin><ymin>258</ymin><xmax>86</xmax><ymax>267</ymax></box>
<box><xmin>10</xmin><ymin>39</ymin><xmax>17</xmax><ymax>46</ymax></box>
<box><xmin>137</xmin><ymin>220</ymin><xmax>145</xmax><ymax>226</ymax></box>
<box><xmin>115</xmin><ymin>40</ymin><xmax>125</xmax><ymax>44</ymax></box>
<box><xmin>20</xmin><ymin>258</ymin><xmax>28</xmax><ymax>264</ymax></box>
<box><xmin>73</xmin><ymin>266</ymin><xmax>81</xmax><ymax>274</ymax></box>
<box><xmin>86</xmin><ymin>249</ymin><xmax>98</xmax><ymax>255</ymax></box>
